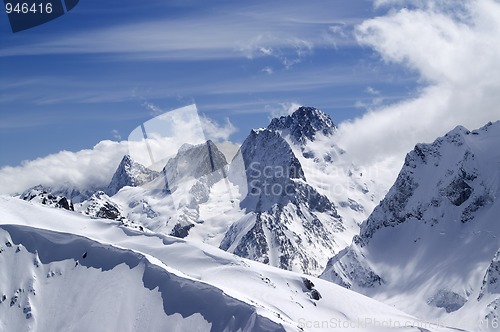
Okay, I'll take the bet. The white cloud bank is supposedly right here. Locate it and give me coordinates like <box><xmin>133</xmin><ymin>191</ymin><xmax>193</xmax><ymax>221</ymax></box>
<box><xmin>0</xmin><ymin>111</ymin><xmax>237</xmax><ymax>195</ymax></box>
<box><xmin>0</xmin><ymin>140</ymin><xmax>129</xmax><ymax>196</ymax></box>
<box><xmin>337</xmin><ymin>0</ymin><xmax>500</xmax><ymax>165</ymax></box>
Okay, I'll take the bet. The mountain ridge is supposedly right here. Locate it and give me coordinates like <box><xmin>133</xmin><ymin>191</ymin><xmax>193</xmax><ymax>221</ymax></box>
<box><xmin>106</xmin><ymin>154</ymin><xmax>160</xmax><ymax>196</ymax></box>
<box><xmin>11</xmin><ymin>106</ymin><xmax>383</xmax><ymax>277</ymax></box>
<box><xmin>320</xmin><ymin>120</ymin><xmax>500</xmax><ymax>330</ymax></box>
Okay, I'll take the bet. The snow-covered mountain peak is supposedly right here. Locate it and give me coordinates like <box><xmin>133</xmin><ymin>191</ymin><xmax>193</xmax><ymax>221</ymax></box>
<box><xmin>360</xmin><ymin>120</ymin><xmax>500</xmax><ymax>242</ymax></box>
<box><xmin>321</xmin><ymin>120</ymin><xmax>500</xmax><ymax>331</ymax></box>
<box><xmin>239</xmin><ymin>127</ymin><xmax>316</xmax><ymax>211</ymax></box>
<box><xmin>106</xmin><ymin>154</ymin><xmax>159</xmax><ymax>196</ymax></box>
<box><xmin>218</xmin><ymin>126</ymin><xmax>345</xmax><ymax>275</ymax></box>
<box><xmin>162</xmin><ymin>140</ymin><xmax>228</xmax><ymax>193</ymax></box>
<box><xmin>267</xmin><ymin>106</ymin><xmax>336</xmax><ymax>144</ymax></box>
<box><xmin>178</xmin><ymin>142</ymin><xmax>195</xmax><ymax>153</ymax></box>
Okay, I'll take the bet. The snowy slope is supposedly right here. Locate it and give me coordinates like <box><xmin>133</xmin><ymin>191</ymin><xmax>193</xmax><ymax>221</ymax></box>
<box><xmin>321</xmin><ymin>121</ymin><xmax>500</xmax><ymax>331</ymax></box>
<box><xmin>0</xmin><ymin>196</ymin><xmax>457</xmax><ymax>332</ymax></box>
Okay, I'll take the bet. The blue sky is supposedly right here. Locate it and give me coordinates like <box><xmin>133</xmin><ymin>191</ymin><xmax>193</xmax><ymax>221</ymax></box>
<box><xmin>0</xmin><ymin>0</ymin><xmax>420</xmax><ymax>167</ymax></box>
<box><xmin>1</xmin><ymin>0</ymin><xmax>499</xmax><ymax>196</ymax></box>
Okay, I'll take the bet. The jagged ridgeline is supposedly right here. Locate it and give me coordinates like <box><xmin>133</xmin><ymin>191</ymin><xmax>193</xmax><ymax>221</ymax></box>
<box><xmin>16</xmin><ymin>107</ymin><xmax>380</xmax><ymax>277</ymax></box>
<box><xmin>320</xmin><ymin>121</ymin><xmax>500</xmax><ymax>330</ymax></box>
<box><xmin>10</xmin><ymin>106</ymin><xmax>500</xmax><ymax>331</ymax></box>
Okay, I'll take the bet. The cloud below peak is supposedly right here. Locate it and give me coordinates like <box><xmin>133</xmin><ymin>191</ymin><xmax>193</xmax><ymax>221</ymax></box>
<box><xmin>0</xmin><ymin>111</ymin><xmax>237</xmax><ymax>196</ymax></box>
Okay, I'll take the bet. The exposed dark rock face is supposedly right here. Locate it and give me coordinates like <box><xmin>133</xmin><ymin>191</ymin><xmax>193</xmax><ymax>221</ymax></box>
<box><xmin>427</xmin><ymin>289</ymin><xmax>467</xmax><ymax>313</ymax></box>
<box><xmin>20</xmin><ymin>185</ymin><xmax>74</xmax><ymax>211</ymax></box>
<box><xmin>267</xmin><ymin>106</ymin><xmax>336</xmax><ymax>144</ymax></box>
<box><xmin>478</xmin><ymin>249</ymin><xmax>500</xmax><ymax>301</ymax></box>
<box><xmin>170</xmin><ymin>223</ymin><xmax>195</xmax><ymax>239</ymax></box>
<box><xmin>77</xmin><ymin>191</ymin><xmax>124</xmax><ymax>221</ymax></box>
<box><xmin>219</xmin><ymin>108</ymin><xmax>343</xmax><ymax>275</ymax></box>
<box><xmin>107</xmin><ymin>155</ymin><xmax>159</xmax><ymax>196</ymax></box>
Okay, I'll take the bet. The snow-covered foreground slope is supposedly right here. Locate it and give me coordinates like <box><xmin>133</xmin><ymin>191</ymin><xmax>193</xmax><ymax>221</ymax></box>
<box><xmin>0</xmin><ymin>197</ymin><xmax>458</xmax><ymax>332</ymax></box>
<box><xmin>321</xmin><ymin>121</ymin><xmax>500</xmax><ymax>331</ymax></box>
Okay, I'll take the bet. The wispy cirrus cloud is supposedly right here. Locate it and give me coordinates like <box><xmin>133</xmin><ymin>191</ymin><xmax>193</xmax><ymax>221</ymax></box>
<box><xmin>0</xmin><ymin>2</ymin><xmax>359</xmax><ymax>66</ymax></box>
<box><xmin>266</xmin><ymin>102</ymin><xmax>303</xmax><ymax>120</ymax></box>
<box><xmin>199</xmin><ymin>116</ymin><xmax>237</xmax><ymax>142</ymax></box>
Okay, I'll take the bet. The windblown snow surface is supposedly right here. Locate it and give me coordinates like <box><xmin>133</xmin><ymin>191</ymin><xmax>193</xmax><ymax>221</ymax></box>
<box><xmin>0</xmin><ymin>197</ymin><xmax>457</xmax><ymax>332</ymax></box>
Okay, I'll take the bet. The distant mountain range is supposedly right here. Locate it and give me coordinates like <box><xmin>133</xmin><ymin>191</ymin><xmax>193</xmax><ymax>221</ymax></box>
<box><xmin>11</xmin><ymin>106</ymin><xmax>500</xmax><ymax>330</ymax></box>
<box><xmin>20</xmin><ymin>107</ymin><xmax>380</xmax><ymax>276</ymax></box>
